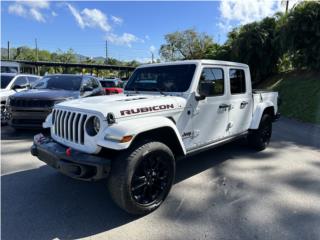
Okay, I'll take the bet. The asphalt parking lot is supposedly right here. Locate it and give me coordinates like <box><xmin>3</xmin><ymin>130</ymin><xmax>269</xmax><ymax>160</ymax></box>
<box><xmin>1</xmin><ymin>118</ymin><xmax>320</xmax><ymax>240</ymax></box>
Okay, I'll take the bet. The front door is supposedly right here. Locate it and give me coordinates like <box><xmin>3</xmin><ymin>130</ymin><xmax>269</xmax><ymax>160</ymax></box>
<box><xmin>187</xmin><ymin>66</ymin><xmax>229</xmax><ymax>151</ymax></box>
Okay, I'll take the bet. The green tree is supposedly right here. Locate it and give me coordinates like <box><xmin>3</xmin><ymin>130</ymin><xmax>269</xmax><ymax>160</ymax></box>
<box><xmin>38</xmin><ymin>49</ymin><xmax>51</xmax><ymax>61</ymax></box>
<box><xmin>222</xmin><ymin>17</ymin><xmax>280</xmax><ymax>84</ymax></box>
<box><xmin>160</xmin><ymin>29</ymin><xmax>219</xmax><ymax>61</ymax></box>
<box><xmin>54</xmin><ymin>48</ymin><xmax>77</xmax><ymax>63</ymax></box>
<box><xmin>14</xmin><ymin>46</ymin><xmax>36</xmax><ymax>61</ymax></box>
<box><xmin>280</xmin><ymin>1</ymin><xmax>320</xmax><ymax>70</ymax></box>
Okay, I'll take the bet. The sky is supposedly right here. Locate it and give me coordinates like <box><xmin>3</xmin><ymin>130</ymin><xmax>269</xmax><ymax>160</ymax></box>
<box><xmin>1</xmin><ymin>0</ymin><xmax>297</xmax><ymax>62</ymax></box>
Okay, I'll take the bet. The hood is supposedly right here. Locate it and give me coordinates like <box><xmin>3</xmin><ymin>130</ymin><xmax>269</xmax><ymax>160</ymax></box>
<box><xmin>10</xmin><ymin>89</ymin><xmax>80</xmax><ymax>101</ymax></box>
<box><xmin>0</xmin><ymin>89</ymin><xmax>15</xmax><ymax>102</ymax></box>
<box><xmin>57</xmin><ymin>94</ymin><xmax>187</xmax><ymax>119</ymax></box>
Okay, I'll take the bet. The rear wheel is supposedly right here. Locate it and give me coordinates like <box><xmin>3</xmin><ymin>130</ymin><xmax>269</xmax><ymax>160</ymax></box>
<box><xmin>248</xmin><ymin>114</ymin><xmax>272</xmax><ymax>151</ymax></box>
<box><xmin>107</xmin><ymin>141</ymin><xmax>175</xmax><ymax>215</ymax></box>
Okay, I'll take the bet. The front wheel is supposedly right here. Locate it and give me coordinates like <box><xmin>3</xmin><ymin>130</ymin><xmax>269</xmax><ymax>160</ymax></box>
<box><xmin>248</xmin><ymin>114</ymin><xmax>272</xmax><ymax>151</ymax></box>
<box><xmin>107</xmin><ymin>141</ymin><xmax>175</xmax><ymax>215</ymax></box>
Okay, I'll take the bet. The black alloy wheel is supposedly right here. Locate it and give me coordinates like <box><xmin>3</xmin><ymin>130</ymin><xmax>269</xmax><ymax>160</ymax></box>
<box><xmin>107</xmin><ymin>141</ymin><xmax>175</xmax><ymax>215</ymax></box>
<box><xmin>131</xmin><ymin>152</ymin><xmax>172</xmax><ymax>205</ymax></box>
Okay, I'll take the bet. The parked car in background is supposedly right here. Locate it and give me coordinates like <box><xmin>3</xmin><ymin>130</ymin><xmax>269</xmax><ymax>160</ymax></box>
<box><xmin>7</xmin><ymin>74</ymin><xmax>105</xmax><ymax>129</ymax></box>
<box><xmin>1</xmin><ymin>73</ymin><xmax>41</xmax><ymax>124</ymax></box>
<box><xmin>99</xmin><ymin>78</ymin><xmax>124</xmax><ymax>95</ymax></box>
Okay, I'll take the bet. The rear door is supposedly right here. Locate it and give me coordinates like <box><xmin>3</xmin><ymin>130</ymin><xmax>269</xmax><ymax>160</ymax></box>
<box><xmin>227</xmin><ymin>68</ymin><xmax>252</xmax><ymax>136</ymax></box>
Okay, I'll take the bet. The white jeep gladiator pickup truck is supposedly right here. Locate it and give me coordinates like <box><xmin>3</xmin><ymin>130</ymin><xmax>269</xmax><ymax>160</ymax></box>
<box><xmin>31</xmin><ymin>60</ymin><xmax>280</xmax><ymax>215</ymax></box>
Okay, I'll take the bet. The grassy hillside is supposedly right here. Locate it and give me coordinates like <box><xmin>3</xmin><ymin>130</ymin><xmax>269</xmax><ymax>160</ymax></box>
<box><xmin>259</xmin><ymin>71</ymin><xmax>320</xmax><ymax>124</ymax></box>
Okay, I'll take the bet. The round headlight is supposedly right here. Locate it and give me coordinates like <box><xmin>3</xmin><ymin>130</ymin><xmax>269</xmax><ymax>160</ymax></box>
<box><xmin>86</xmin><ymin>116</ymin><xmax>100</xmax><ymax>136</ymax></box>
<box><xmin>93</xmin><ymin>116</ymin><xmax>100</xmax><ymax>133</ymax></box>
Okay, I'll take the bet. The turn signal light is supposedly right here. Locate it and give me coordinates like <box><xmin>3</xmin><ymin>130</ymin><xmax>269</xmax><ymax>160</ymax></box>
<box><xmin>120</xmin><ymin>135</ymin><xmax>133</xmax><ymax>143</ymax></box>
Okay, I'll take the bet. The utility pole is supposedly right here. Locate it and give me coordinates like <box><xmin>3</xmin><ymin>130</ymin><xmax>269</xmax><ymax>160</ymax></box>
<box><xmin>151</xmin><ymin>52</ymin><xmax>154</xmax><ymax>63</ymax></box>
<box><xmin>7</xmin><ymin>41</ymin><xmax>10</xmax><ymax>60</ymax></box>
<box><xmin>282</xmin><ymin>0</ymin><xmax>289</xmax><ymax>13</ymax></box>
<box><xmin>105</xmin><ymin>40</ymin><xmax>108</xmax><ymax>64</ymax></box>
<box><xmin>35</xmin><ymin>38</ymin><xmax>39</xmax><ymax>75</ymax></box>
<box><xmin>35</xmin><ymin>38</ymin><xmax>38</xmax><ymax>61</ymax></box>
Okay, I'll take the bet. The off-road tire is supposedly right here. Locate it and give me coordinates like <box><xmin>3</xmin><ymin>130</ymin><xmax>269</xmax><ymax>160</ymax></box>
<box><xmin>107</xmin><ymin>141</ymin><xmax>175</xmax><ymax>215</ymax></box>
<box><xmin>248</xmin><ymin>114</ymin><xmax>272</xmax><ymax>151</ymax></box>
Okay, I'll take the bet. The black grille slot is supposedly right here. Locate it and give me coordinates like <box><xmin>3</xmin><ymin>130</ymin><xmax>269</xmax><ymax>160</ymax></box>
<box><xmin>74</xmin><ymin>114</ymin><xmax>81</xmax><ymax>143</ymax></box>
<box><xmin>53</xmin><ymin>109</ymin><xmax>87</xmax><ymax>145</ymax></box>
<box><xmin>79</xmin><ymin>115</ymin><xmax>87</xmax><ymax>144</ymax></box>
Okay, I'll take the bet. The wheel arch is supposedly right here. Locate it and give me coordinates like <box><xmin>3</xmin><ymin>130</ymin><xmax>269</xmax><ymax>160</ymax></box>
<box><xmin>131</xmin><ymin>126</ymin><xmax>185</xmax><ymax>158</ymax></box>
<box><xmin>97</xmin><ymin>116</ymin><xmax>186</xmax><ymax>157</ymax></box>
<box><xmin>250</xmin><ymin>102</ymin><xmax>275</xmax><ymax>129</ymax></box>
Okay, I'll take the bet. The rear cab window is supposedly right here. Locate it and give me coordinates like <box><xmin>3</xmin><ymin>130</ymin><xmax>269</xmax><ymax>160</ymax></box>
<box><xmin>229</xmin><ymin>69</ymin><xmax>246</xmax><ymax>94</ymax></box>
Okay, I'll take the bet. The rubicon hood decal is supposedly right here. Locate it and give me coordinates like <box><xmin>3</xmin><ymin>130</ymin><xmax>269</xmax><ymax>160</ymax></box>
<box><xmin>120</xmin><ymin>104</ymin><xmax>175</xmax><ymax>116</ymax></box>
<box><xmin>56</xmin><ymin>94</ymin><xmax>187</xmax><ymax>119</ymax></box>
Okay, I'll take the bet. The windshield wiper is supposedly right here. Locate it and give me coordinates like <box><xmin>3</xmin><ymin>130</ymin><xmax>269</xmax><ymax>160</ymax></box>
<box><xmin>149</xmin><ymin>87</ymin><xmax>166</xmax><ymax>96</ymax></box>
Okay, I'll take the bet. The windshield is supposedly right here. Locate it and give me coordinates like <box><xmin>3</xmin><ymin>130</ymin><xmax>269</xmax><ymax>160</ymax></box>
<box><xmin>1</xmin><ymin>75</ymin><xmax>15</xmax><ymax>89</ymax></box>
<box><xmin>33</xmin><ymin>75</ymin><xmax>82</xmax><ymax>91</ymax></box>
<box><xmin>125</xmin><ymin>64</ymin><xmax>196</xmax><ymax>92</ymax></box>
<box><xmin>100</xmin><ymin>81</ymin><xmax>116</xmax><ymax>88</ymax></box>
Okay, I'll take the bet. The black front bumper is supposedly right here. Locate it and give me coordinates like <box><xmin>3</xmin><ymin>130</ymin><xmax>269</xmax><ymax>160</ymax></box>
<box><xmin>31</xmin><ymin>135</ymin><xmax>111</xmax><ymax>181</ymax></box>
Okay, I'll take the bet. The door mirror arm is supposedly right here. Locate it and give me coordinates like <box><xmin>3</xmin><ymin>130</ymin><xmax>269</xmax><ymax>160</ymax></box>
<box><xmin>195</xmin><ymin>95</ymin><xmax>206</xmax><ymax>101</ymax></box>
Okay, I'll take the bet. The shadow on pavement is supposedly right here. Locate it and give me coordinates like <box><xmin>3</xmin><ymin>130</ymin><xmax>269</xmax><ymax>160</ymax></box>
<box><xmin>1</xmin><ymin>167</ymin><xmax>138</xmax><ymax>240</ymax></box>
<box><xmin>1</xmin><ymin>140</ymin><xmax>254</xmax><ymax>240</ymax></box>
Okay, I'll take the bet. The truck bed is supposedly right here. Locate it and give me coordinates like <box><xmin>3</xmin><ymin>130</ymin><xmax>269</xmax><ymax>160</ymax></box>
<box><xmin>252</xmin><ymin>90</ymin><xmax>279</xmax><ymax>117</ymax></box>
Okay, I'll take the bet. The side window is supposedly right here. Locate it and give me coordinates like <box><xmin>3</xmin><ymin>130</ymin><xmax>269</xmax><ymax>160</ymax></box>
<box><xmin>198</xmin><ymin>68</ymin><xmax>224</xmax><ymax>96</ymax></box>
<box><xmin>91</xmin><ymin>78</ymin><xmax>100</xmax><ymax>89</ymax></box>
<box><xmin>12</xmin><ymin>76</ymin><xmax>28</xmax><ymax>87</ymax></box>
<box><xmin>230</xmin><ymin>69</ymin><xmax>246</xmax><ymax>94</ymax></box>
<box><xmin>28</xmin><ymin>76</ymin><xmax>40</xmax><ymax>84</ymax></box>
<box><xmin>82</xmin><ymin>77</ymin><xmax>92</xmax><ymax>90</ymax></box>
<box><xmin>82</xmin><ymin>77</ymin><xmax>98</xmax><ymax>90</ymax></box>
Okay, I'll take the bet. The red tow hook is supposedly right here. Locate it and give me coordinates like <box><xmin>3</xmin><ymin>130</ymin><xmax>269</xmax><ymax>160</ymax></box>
<box><xmin>66</xmin><ymin>147</ymin><xmax>72</xmax><ymax>157</ymax></box>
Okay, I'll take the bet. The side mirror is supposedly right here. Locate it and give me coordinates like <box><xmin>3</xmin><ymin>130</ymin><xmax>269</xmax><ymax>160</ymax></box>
<box><xmin>196</xmin><ymin>81</ymin><xmax>215</xmax><ymax>101</ymax></box>
<box><xmin>82</xmin><ymin>86</ymin><xmax>93</xmax><ymax>92</ymax></box>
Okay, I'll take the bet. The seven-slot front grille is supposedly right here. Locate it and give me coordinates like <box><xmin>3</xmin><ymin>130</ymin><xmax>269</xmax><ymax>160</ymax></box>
<box><xmin>53</xmin><ymin>109</ymin><xmax>87</xmax><ymax>145</ymax></box>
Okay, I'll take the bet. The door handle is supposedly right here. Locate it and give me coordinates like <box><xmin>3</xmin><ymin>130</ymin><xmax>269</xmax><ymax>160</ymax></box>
<box><xmin>219</xmin><ymin>104</ymin><xmax>231</xmax><ymax>110</ymax></box>
<box><xmin>240</xmin><ymin>101</ymin><xmax>248</xmax><ymax>108</ymax></box>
